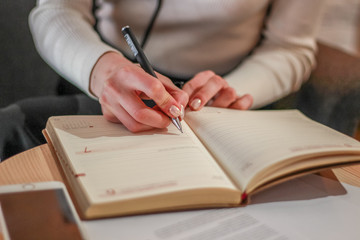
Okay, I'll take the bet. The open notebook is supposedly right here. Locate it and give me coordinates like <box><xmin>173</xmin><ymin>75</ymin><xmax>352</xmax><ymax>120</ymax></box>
<box><xmin>43</xmin><ymin>107</ymin><xmax>360</xmax><ymax>219</ymax></box>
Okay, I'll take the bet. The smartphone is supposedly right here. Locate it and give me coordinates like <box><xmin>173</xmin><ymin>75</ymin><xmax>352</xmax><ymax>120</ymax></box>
<box><xmin>0</xmin><ymin>181</ymin><xmax>86</xmax><ymax>240</ymax></box>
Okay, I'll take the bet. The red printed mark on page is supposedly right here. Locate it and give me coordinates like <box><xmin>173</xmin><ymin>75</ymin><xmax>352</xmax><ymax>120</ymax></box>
<box><xmin>75</xmin><ymin>146</ymin><xmax>93</xmax><ymax>155</ymax></box>
<box><xmin>99</xmin><ymin>181</ymin><xmax>178</xmax><ymax>198</ymax></box>
<box><xmin>84</xmin><ymin>147</ymin><xmax>91</xmax><ymax>153</ymax></box>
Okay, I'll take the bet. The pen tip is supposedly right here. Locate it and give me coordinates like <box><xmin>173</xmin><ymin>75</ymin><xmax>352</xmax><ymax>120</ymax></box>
<box><xmin>171</xmin><ymin>118</ymin><xmax>183</xmax><ymax>133</ymax></box>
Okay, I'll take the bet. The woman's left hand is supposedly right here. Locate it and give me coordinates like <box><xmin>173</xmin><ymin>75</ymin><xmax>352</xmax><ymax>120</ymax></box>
<box><xmin>182</xmin><ymin>70</ymin><xmax>253</xmax><ymax>111</ymax></box>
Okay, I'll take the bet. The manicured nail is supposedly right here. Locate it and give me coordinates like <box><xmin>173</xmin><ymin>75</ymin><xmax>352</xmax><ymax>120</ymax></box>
<box><xmin>190</xmin><ymin>98</ymin><xmax>201</xmax><ymax>110</ymax></box>
<box><xmin>241</xmin><ymin>95</ymin><xmax>252</xmax><ymax>109</ymax></box>
<box><xmin>180</xmin><ymin>105</ymin><xmax>185</xmax><ymax>119</ymax></box>
<box><xmin>169</xmin><ymin>105</ymin><xmax>181</xmax><ymax>118</ymax></box>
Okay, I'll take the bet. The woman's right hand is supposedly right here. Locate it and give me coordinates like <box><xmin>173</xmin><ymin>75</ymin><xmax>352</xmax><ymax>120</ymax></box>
<box><xmin>90</xmin><ymin>52</ymin><xmax>189</xmax><ymax>132</ymax></box>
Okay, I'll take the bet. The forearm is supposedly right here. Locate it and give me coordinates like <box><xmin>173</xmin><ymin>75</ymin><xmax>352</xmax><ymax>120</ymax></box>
<box><xmin>29</xmin><ymin>0</ymin><xmax>118</xmax><ymax>96</ymax></box>
<box><xmin>225</xmin><ymin>40</ymin><xmax>316</xmax><ymax>109</ymax></box>
<box><xmin>225</xmin><ymin>0</ymin><xmax>325</xmax><ymax>109</ymax></box>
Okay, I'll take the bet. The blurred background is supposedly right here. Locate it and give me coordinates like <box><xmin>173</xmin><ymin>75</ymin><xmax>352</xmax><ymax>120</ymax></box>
<box><xmin>0</xmin><ymin>0</ymin><xmax>59</xmax><ymax>107</ymax></box>
<box><xmin>296</xmin><ymin>0</ymin><xmax>360</xmax><ymax>139</ymax></box>
<box><xmin>0</xmin><ymin>0</ymin><xmax>359</xmax><ymax>138</ymax></box>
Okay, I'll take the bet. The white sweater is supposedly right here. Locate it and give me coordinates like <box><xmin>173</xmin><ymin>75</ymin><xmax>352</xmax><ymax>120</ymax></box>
<box><xmin>29</xmin><ymin>0</ymin><xmax>326</xmax><ymax>108</ymax></box>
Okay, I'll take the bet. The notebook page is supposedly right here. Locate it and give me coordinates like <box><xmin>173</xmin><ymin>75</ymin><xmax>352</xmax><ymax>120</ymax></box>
<box><xmin>48</xmin><ymin>116</ymin><xmax>237</xmax><ymax>204</ymax></box>
<box><xmin>185</xmin><ymin>107</ymin><xmax>360</xmax><ymax>191</ymax></box>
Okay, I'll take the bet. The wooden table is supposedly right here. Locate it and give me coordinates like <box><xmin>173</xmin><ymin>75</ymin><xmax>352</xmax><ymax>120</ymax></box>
<box><xmin>0</xmin><ymin>144</ymin><xmax>63</xmax><ymax>185</ymax></box>
<box><xmin>1</xmin><ymin>144</ymin><xmax>360</xmax><ymax>188</ymax></box>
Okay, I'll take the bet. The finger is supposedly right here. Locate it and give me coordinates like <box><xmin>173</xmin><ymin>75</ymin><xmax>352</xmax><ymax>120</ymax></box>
<box><xmin>189</xmin><ymin>74</ymin><xmax>228</xmax><ymax>111</ymax></box>
<box><xmin>123</xmin><ymin>94</ymin><xmax>172</xmax><ymax>128</ymax></box>
<box><xmin>123</xmin><ymin>71</ymin><xmax>183</xmax><ymax>119</ymax></box>
<box><xmin>182</xmin><ymin>70</ymin><xmax>216</xmax><ymax>97</ymax></box>
<box><xmin>144</xmin><ymin>82</ymin><xmax>183</xmax><ymax>119</ymax></box>
<box><xmin>229</xmin><ymin>94</ymin><xmax>253</xmax><ymax>110</ymax></box>
<box><xmin>100</xmin><ymin>96</ymin><xmax>154</xmax><ymax>132</ymax></box>
<box><xmin>101</xmin><ymin>105</ymin><xmax>121</xmax><ymax>123</ymax></box>
<box><xmin>101</xmin><ymin>79</ymin><xmax>170</xmax><ymax>128</ymax></box>
<box><xmin>157</xmin><ymin>74</ymin><xmax>189</xmax><ymax>115</ymax></box>
<box><xmin>210</xmin><ymin>87</ymin><xmax>238</xmax><ymax>108</ymax></box>
<box><xmin>157</xmin><ymin>73</ymin><xmax>177</xmax><ymax>86</ymax></box>
<box><xmin>102</xmin><ymin>81</ymin><xmax>171</xmax><ymax>129</ymax></box>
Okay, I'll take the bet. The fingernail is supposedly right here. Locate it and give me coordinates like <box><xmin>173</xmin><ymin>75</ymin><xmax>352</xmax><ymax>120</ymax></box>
<box><xmin>169</xmin><ymin>105</ymin><xmax>181</xmax><ymax>118</ymax></box>
<box><xmin>190</xmin><ymin>98</ymin><xmax>201</xmax><ymax>110</ymax></box>
<box><xmin>180</xmin><ymin>105</ymin><xmax>185</xmax><ymax>119</ymax></box>
<box><xmin>241</xmin><ymin>95</ymin><xmax>252</xmax><ymax>109</ymax></box>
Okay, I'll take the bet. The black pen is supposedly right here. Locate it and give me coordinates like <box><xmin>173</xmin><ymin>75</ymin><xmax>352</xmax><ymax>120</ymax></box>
<box><xmin>121</xmin><ymin>25</ymin><xmax>183</xmax><ymax>133</ymax></box>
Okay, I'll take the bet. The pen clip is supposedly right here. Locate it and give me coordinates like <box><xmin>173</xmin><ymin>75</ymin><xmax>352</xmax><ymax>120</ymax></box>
<box><xmin>123</xmin><ymin>33</ymin><xmax>139</xmax><ymax>57</ymax></box>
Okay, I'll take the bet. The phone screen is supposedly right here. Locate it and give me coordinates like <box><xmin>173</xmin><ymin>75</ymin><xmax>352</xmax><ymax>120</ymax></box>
<box><xmin>0</xmin><ymin>187</ymin><xmax>84</xmax><ymax>240</ymax></box>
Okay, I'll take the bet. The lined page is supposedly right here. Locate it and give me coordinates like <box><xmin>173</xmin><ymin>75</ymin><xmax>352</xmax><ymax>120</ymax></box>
<box><xmin>47</xmin><ymin>116</ymin><xmax>237</xmax><ymax>204</ymax></box>
<box><xmin>185</xmin><ymin>107</ymin><xmax>360</xmax><ymax>191</ymax></box>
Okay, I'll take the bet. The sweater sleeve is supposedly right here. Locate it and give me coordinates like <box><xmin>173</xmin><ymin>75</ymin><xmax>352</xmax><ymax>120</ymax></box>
<box><xmin>224</xmin><ymin>0</ymin><xmax>326</xmax><ymax>109</ymax></box>
<box><xmin>29</xmin><ymin>0</ymin><xmax>120</xmax><ymax>98</ymax></box>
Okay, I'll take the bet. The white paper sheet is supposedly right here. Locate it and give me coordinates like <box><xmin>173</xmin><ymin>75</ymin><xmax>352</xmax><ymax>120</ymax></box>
<box><xmin>82</xmin><ymin>174</ymin><xmax>360</xmax><ymax>240</ymax></box>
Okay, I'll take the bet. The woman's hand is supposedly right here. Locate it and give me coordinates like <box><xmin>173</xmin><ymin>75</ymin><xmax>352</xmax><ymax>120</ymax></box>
<box><xmin>183</xmin><ymin>71</ymin><xmax>253</xmax><ymax>111</ymax></box>
<box><xmin>90</xmin><ymin>52</ymin><xmax>189</xmax><ymax>132</ymax></box>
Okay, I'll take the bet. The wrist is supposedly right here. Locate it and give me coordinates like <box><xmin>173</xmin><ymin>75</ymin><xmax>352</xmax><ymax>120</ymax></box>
<box><xmin>90</xmin><ymin>51</ymin><xmax>128</xmax><ymax>97</ymax></box>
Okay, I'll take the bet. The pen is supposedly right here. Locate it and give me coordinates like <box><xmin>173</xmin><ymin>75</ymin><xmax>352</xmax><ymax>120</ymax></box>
<box><xmin>121</xmin><ymin>25</ymin><xmax>183</xmax><ymax>133</ymax></box>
